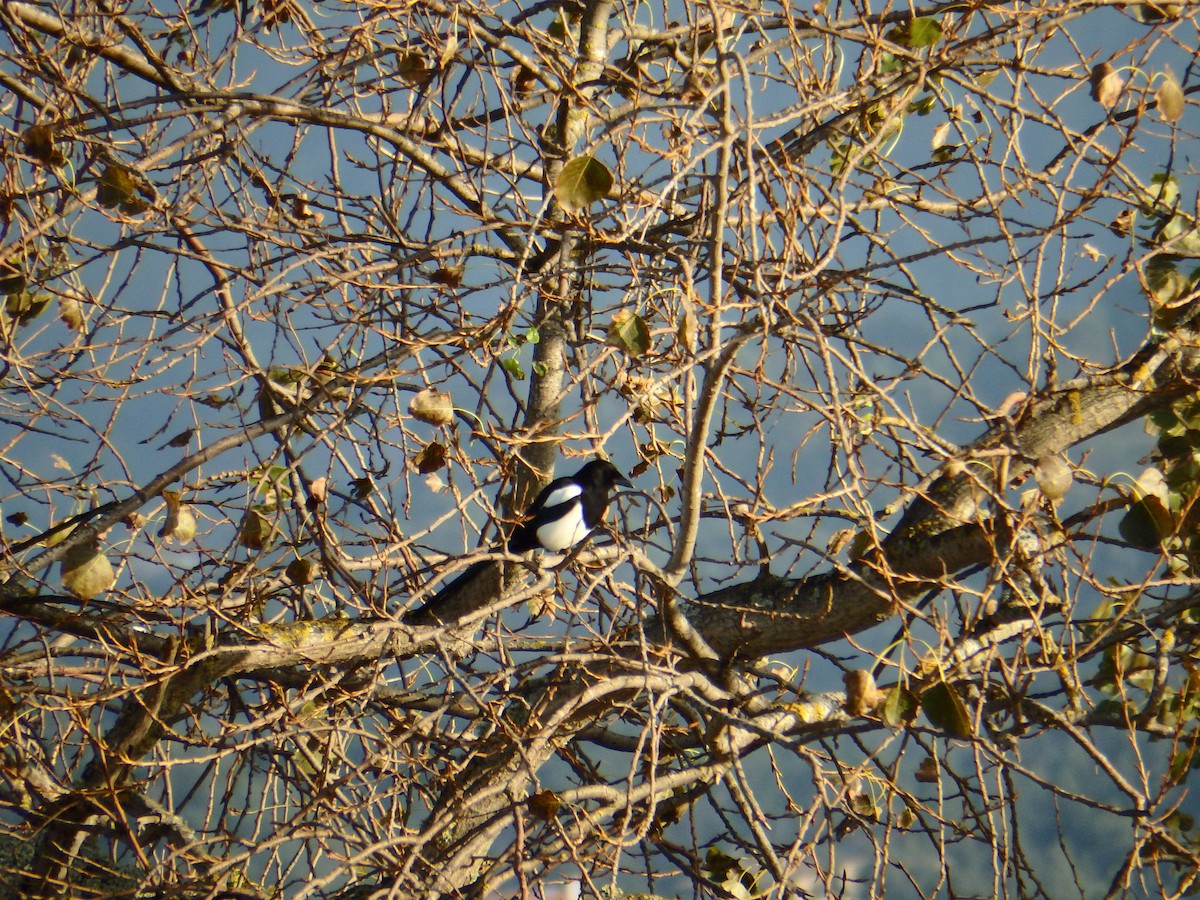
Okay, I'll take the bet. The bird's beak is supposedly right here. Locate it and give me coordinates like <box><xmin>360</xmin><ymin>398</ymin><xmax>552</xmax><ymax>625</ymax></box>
<box><xmin>616</xmin><ymin>473</ymin><xmax>632</xmax><ymax>488</ymax></box>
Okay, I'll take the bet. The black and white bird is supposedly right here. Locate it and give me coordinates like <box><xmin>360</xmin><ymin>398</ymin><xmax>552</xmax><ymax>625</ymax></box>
<box><xmin>507</xmin><ymin>459</ymin><xmax>630</xmax><ymax>554</ymax></box>
<box><xmin>405</xmin><ymin>459</ymin><xmax>630</xmax><ymax>625</ymax></box>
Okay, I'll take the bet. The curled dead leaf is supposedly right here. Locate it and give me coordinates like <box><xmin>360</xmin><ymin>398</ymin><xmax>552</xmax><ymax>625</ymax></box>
<box><xmin>409</xmin><ymin>387</ymin><xmax>454</xmax><ymax>426</ymax></box>
<box><xmin>1089</xmin><ymin>62</ymin><xmax>1123</xmax><ymax>108</ymax></box>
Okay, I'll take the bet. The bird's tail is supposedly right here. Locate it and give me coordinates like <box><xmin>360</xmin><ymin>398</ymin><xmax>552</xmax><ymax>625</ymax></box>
<box><xmin>402</xmin><ymin>558</ymin><xmax>504</xmax><ymax>626</ymax></box>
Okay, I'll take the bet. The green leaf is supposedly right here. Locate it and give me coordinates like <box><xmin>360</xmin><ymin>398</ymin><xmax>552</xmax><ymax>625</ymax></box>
<box><xmin>1148</xmin><ymin>407</ymin><xmax>1186</xmax><ymax>438</ymax></box>
<box><xmin>909</xmin><ymin>94</ymin><xmax>936</xmax><ymax>116</ymax></box>
<box><xmin>4</xmin><ymin>291</ymin><xmax>52</xmax><ymax>325</ymax></box>
<box><xmin>880</xmin><ymin>686</ymin><xmax>918</xmax><ymax>726</ymax></box>
<box><xmin>1157</xmin><ymin>216</ymin><xmax>1200</xmax><ymax>257</ymax></box>
<box><xmin>98</xmin><ymin>163</ymin><xmax>150</xmax><ymax>214</ymax></box>
<box><xmin>555</xmin><ymin>155</ymin><xmax>614</xmax><ymax>212</ymax></box>
<box><xmin>239</xmin><ymin>507</ymin><xmax>275</xmax><ymax>550</ymax></box>
<box><xmin>921</xmin><ymin>681</ymin><xmax>973</xmax><ymax>739</ymax></box>
<box><xmin>607</xmin><ymin>309</ymin><xmax>652</xmax><ymax>357</ymax></box>
<box><xmin>886</xmin><ymin>17</ymin><xmax>943</xmax><ymax>50</ymax></box>
<box><xmin>267</xmin><ymin>367</ymin><xmax>307</xmax><ymax>386</ymax></box>
<box><xmin>500</xmin><ymin>356</ymin><xmax>525</xmax><ymax>379</ymax></box>
<box><xmin>1119</xmin><ymin>495</ymin><xmax>1173</xmax><ymax>548</ymax></box>
<box><xmin>0</xmin><ymin>263</ymin><xmax>26</xmax><ymax>296</ymax></box>
<box><xmin>1168</xmin><ymin>739</ymin><xmax>1199</xmax><ymax>787</ymax></box>
<box><xmin>1145</xmin><ymin>257</ymin><xmax>1197</xmax><ymax>312</ymax></box>
<box><xmin>1131</xmin><ymin>3</ymin><xmax>1182</xmax><ymax>23</ymax></box>
<box><xmin>1141</xmin><ymin>173</ymin><xmax>1179</xmax><ymax>216</ymax></box>
<box><xmin>879</xmin><ymin>53</ymin><xmax>902</xmax><ymax>74</ymax></box>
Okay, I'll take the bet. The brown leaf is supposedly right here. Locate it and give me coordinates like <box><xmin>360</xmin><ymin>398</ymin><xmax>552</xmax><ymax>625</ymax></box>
<box><xmin>430</xmin><ymin>264</ymin><xmax>465</xmax><ymax>287</ymax></box>
<box><xmin>23</xmin><ymin>124</ymin><xmax>67</xmax><ymax>167</ymax></box>
<box><xmin>413</xmin><ymin>440</ymin><xmax>447</xmax><ymax>474</ymax></box>
<box><xmin>512</xmin><ymin>65</ymin><xmax>538</xmax><ymax>95</ymax></box>
<box><xmin>843</xmin><ymin>670</ymin><xmax>883</xmax><ymax>716</ymax></box>
<box><xmin>527</xmin><ymin>790</ymin><xmax>561</xmax><ymax>820</ymax></box>
<box><xmin>162</xmin><ymin>428</ymin><xmax>196</xmax><ymax>449</ymax></box>
<box><xmin>98</xmin><ymin>163</ymin><xmax>150</xmax><ymax>213</ymax></box>
<box><xmin>286</xmin><ymin>558</ymin><xmax>317</xmax><ymax>585</ymax></box>
<box><xmin>1109</xmin><ymin>208</ymin><xmax>1136</xmax><ymax>237</ymax></box>
<box><xmin>915</xmin><ymin>755</ymin><xmax>940</xmax><ymax>784</ymax></box>
<box><xmin>396</xmin><ymin>50</ymin><xmax>433</xmax><ymax>85</ymax></box>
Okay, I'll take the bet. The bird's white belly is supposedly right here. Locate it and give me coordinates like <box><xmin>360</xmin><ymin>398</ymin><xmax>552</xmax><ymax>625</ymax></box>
<box><xmin>536</xmin><ymin>506</ymin><xmax>590</xmax><ymax>551</ymax></box>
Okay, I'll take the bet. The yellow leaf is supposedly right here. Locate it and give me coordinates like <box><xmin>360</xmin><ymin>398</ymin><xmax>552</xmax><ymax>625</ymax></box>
<box><xmin>61</xmin><ymin>541</ymin><xmax>115</xmax><ymax>600</ymax></box>
<box><xmin>1156</xmin><ymin>68</ymin><xmax>1184</xmax><ymax>123</ymax></box>
<box><xmin>555</xmin><ymin>155</ymin><xmax>614</xmax><ymax>212</ymax></box>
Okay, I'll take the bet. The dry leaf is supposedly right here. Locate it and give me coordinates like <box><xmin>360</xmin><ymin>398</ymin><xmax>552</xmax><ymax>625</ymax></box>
<box><xmin>59</xmin><ymin>297</ymin><xmax>84</xmax><ymax>330</ymax></box>
<box><xmin>1090</xmin><ymin>62</ymin><xmax>1123</xmax><ymax>108</ymax></box>
<box><xmin>843</xmin><ymin>670</ymin><xmax>883</xmax><ymax>716</ymax></box>
<box><xmin>915</xmin><ymin>756</ymin><xmax>940</xmax><ymax>783</ymax></box>
<box><xmin>409</xmin><ymin>387</ymin><xmax>454</xmax><ymax>426</ymax></box>
<box><xmin>1156</xmin><ymin>68</ymin><xmax>1184</xmax><ymax>123</ymax></box>
<box><xmin>286</xmin><ymin>558</ymin><xmax>317</xmax><ymax>585</ymax></box>
<box><xmin>159</xmin><ymin>490</ymin><xmax>197</xmax><ymax>543</ymax></box>
<box><xmin>309</xmin><ymin>477</ymin><xmax>328</xmax><ymax>505</ymax></box>
<box><xmin>413</xmin><ymin>440</ymin><xmax>447</xmax><ymax>474</ymax></box>
<box><xmin>1034</xmin><ymin>455</ymin><xmax>1073</xmax><ymax>502</ymax></box>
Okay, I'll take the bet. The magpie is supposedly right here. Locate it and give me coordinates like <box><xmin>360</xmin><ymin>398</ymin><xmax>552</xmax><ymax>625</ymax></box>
<box><xmin>405</xmin><ymin>459</ymin><xmax>630</xmax><ymax>625</ymax></box>
<box><xmin>507</xmin><ymin>459</ymin><xmax>630</xmax><ymax>553</ymax></box>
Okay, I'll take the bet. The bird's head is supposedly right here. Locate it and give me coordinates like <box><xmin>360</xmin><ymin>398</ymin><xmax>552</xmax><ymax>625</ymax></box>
<box><xmin>575</xmin><ymin>459</ymin><xmax>631</xmax><ymax>493</ymax></box>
